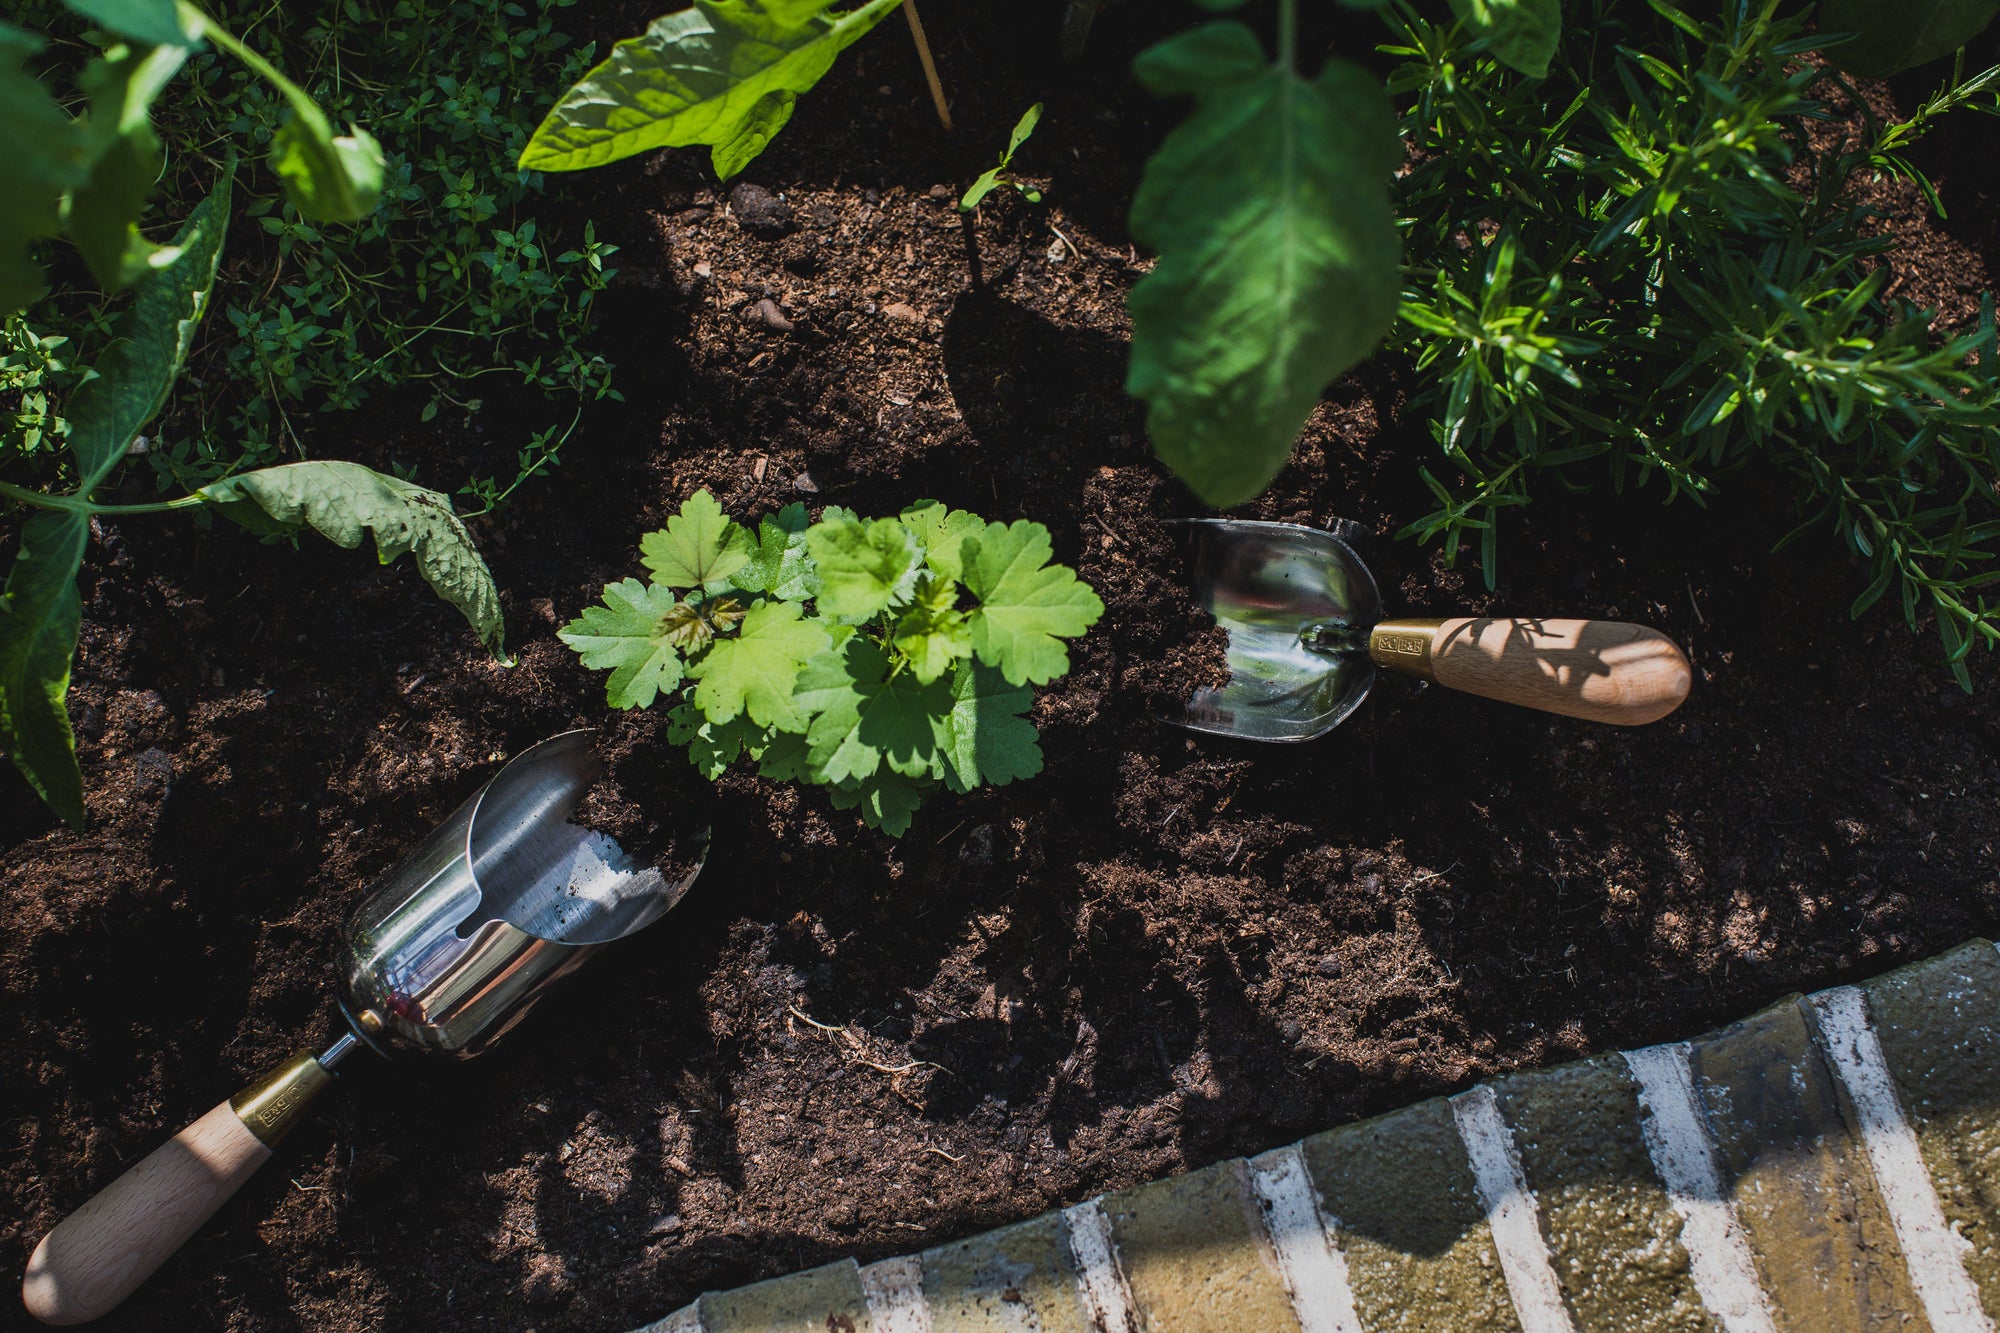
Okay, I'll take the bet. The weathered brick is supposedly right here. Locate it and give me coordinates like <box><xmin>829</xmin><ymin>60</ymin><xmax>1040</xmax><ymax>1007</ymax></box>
<box><xmin>920</xmin><ymin>1210</ymin><xmax>1091</xmax><ymax>1332</ymax></box>
<box><xmin>1302</xmin><ymin>1097</ymin><xmax>1523</xmax><ymax>1333</ymax></box>
<box><xmin>701</xmin><ymin>1257</ymin><xmax>871</xmax><ymax>1332</ymax></box>
<box><xmin>1687</xmin><ymin>996</ymin><xmax>1928</xmax><ymax>1332</ymax></box>
<box><xmin>1101</xmin><ymin>1157</ymin><xmax>1296</xmax><ymax>1331</ymax></box>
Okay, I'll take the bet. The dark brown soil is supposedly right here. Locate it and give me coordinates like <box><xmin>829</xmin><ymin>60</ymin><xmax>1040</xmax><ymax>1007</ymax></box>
<box><xmin>6</xmin><ymin>6</ymin><xmax>2000</xmax><ymax>1332</ymax></box>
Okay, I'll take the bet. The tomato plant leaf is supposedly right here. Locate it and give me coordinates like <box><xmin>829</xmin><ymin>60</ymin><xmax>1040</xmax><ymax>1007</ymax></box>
<box><xmin>806</xmin><ymin>513</ymin><xmax>920</xmax><ymax>620</ymax></box>
<box><xmin>688</xmin><ymin>596</ymin><xmax>827</xmax><ymax>731</ymax></box>
<box><xmin>1446</xmin><ymin>0</ymin><xmax>1561</xmax><ymax>78</ymax></box>
<box><xmin>59</xmin><ymin>0</ymin><xmax>198</xmax><ymax>48</ymax></box>
<box><xmin>642</xmin><ymin>489</ymin><xmax>754</xmax><ymax>592</ymax></box>
<box><xmin>732</xmin><ymin>501</ymin><xmax>819</xmax><ymax>600</ymax></box>
<box><xmin>561</xmin><ymin>578</ymin><xmax>685</xmax><ymax>708</ymax></box>
<box><xmin>518</xmin><ymin>0</ymin><xmax>905</xmax><ymax>177</ymax></box>
<box><xmin>962</xmin><ymin>520</ymin><xmax>1104</xmax><ymax>686</ymax></box>
<box><xmin>936</xmin><ymin>661</ymin><xmax>1041</xmax><ymax>794</ymax></box>
<box><xmin>891</xmin><ymin>572</ymin><xmax>972</xmax><ymax>683</ymax></box>
<box><xmin>1127</xmin><ymin>23</ymin><xmax>1401</xmax><ymax>507</ymax></box>
<box><xmin>0</xmin><ymin>26</ymin><xmax>89</xmax><ymax>316</ymax></box>
<box><xmin>0</xmin><ymin>512</ymin><xmax>88</xmax><ymax>828</ymax></box>
<box><xmin>66</xmin><ymin>172</ymin><xmax>230</xmax><ymax>488</ymax></box>
<box><xmin>200</xmin><ymin>460</ymin><xmax>508</xmax><ymax>659</ymax></box>
<box><xmin>1819</xmin><ymin>0</ymin><xmax>2000</xmax><ymax>77</ymax></box>
<box><xmin>900</xmin><ymin>498</ymin><xmax>986</xmax><ymax>583</ymax></box>
<box><xmin>828</xmin><ymin>767</ymin><xmax>930</xmax><ymax>835</ymax></box>
<box><xmin>68</xmin><ymin>43</ymin><xmax>191</xmax><ymax>291</ymax></box>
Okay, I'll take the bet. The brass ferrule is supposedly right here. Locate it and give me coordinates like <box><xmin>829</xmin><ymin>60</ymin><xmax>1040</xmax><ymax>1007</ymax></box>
<box><xmin>230</xmin><ymin>1050</ymin><xmax>333</xmax><ymax>1147</ymax></box>
<box><xmin>1367</xmin><ymin>617</ymin><xmax>1447</xmax><ymax>683</ymax></box>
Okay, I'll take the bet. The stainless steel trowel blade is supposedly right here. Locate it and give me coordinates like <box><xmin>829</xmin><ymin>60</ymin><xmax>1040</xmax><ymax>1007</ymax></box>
<box><xmin>1175</xmin><ymin>519</ymin><xmax>1384</xmax><ymax>742</ymax></box>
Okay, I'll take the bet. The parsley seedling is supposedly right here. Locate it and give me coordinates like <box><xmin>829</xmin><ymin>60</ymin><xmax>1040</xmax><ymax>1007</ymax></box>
<box><xmin>563</xmin><ymin>491</ymin><xmax>1104</xmax><ymax>836</ymax></box>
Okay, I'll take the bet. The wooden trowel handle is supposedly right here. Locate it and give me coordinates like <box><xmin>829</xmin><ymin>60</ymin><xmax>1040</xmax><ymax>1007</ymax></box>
<box><xmin>22</xmin><ymin>1052</ymin><xmax>332</xmax><ymax>1325</ymax></box>
<box><xmin>1369</xmin><ymin>617</ymin><xmax>1691</xmax><ymax>725</ymax></box>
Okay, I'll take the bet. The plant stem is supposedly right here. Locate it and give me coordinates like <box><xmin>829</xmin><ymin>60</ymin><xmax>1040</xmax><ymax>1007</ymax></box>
<box><xmin>900</xmin><ymin>0</ymin><xmax>953</xmax><ymax>133</ymax></box>
<box><xmin>0</xmin><ymin>480</ymin><xmax>209</xmax><ymax>516</ymax></box>
<box><xmin>1278</xmin><ymin>0</ymin><xmax>1297</xmax><ymax>70</ymax></box>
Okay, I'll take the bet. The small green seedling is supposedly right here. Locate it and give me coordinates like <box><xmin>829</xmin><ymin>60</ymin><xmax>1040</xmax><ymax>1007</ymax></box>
<box><xmin>960</xmin><ymin>103</ymin><xmax>1045</xmax><ymax>211</ymax></box>
<box><xmin>563</xmin><ymin>491</ymin><xmax>1103</xmax><ymax>836</ymax></box>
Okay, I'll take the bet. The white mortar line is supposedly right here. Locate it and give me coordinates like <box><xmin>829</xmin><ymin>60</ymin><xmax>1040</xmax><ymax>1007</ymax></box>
<box><xmin>636</xmin><ymin>1303</ymin><xmax>704</xmax><ymax>1333</ymax></box>
<box><xmin>1450</xmin><ymin>1084</ymin><xmax>1577</xmax><ymax>1333</ymax></box>
<box><xmin>859</xmin><ymin>1254</ymin><xmax>933</xmax><ymax>1333</ymax></box>
<box><xmin>1247</xmin><ymin>1145</ymin><xmax>1365</xmax><ymax>1333</ymax></box>
<box><xmin>1063</xmin><ymin>1197</ymin><xmax>1139</xmax><ymax>1333</ymax></box>
<box><xmin>1810</xmin><ymin>986</ymin><xmax>1996</xmax><ymax>1332</ymax></box>
<box><xmin>1622</xmin><ymin>1043</ymin><xmax>1779</xmax><ymax>1333</ymax></box>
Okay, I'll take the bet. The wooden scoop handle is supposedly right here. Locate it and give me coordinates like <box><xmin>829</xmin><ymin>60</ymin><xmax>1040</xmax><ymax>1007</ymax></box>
<box><xmin>22</xmin><ymin>1052</ymin><xmax>332</xmax><ymax>1325</ymax></box>
<box><xmin>1369</xmin><ymin>617</ymin><xmax>1691</xmax><ymax>725</ymax></box>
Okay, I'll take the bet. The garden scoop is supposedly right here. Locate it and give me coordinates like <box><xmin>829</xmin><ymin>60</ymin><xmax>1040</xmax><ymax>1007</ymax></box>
<box><xmin>1175</xmin><ymin>519</ymin><xmax>1691</xmax><ymax>741</ymax></box>
<box><xmin>22</xmin><ymin>731</ymin><xmax>702</xmax><ymax>1326</ymax></box>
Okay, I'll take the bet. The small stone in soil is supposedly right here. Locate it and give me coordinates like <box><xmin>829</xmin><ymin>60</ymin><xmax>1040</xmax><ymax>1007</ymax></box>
<box><xmin>752</xmin><ymin>298</ymin><xmax>794</xmax><ymax>333</ymax></box>
<box><xmin>728</xmin><ymin>181</ymin><xmax>794</xmax><ymax>239</ymax></box>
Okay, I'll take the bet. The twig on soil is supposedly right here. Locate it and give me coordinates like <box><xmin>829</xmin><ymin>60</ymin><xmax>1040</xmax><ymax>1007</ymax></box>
<box><xmin>900</xmin><ymin>1</ymin><xmax>953</xmax><ymax>133</ymax></box>
<box><xmin>924</xmin><ymin>1145</ymin><xmax>965</xmax><ymax>1163</ymax></box>
<box><xmin>787</xmin><ymin>1003</ymin><xmax>845</xmax><ymax>1034</ymax></box>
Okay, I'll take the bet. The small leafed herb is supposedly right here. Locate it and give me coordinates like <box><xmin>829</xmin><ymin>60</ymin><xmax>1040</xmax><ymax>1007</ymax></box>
<box><xmin>959</xmin><ymin>102</ymin><xmax>1044</xmax><ymax>211</ymax></box>
<box><xmin>563</xmin><ymin>492</ymin><xmax>1103</xmax><ymax>836</ymax></box>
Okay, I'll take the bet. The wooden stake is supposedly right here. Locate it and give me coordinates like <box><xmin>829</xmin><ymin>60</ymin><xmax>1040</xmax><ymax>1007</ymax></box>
<box><xmin>901</xmin><ymin>0</ymin><xmax>953</xmax><ymax>133</ymax></box>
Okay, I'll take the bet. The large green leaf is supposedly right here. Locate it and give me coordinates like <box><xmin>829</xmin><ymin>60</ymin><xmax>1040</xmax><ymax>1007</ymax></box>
<box><xmin>800</xmin><ymin>636</ymin><xmax>949</xmax><ymax>784</ymax></box>
<box><xmin>559</xmin><ymin>578</ymin><xmax>685</xmax><ymax>708</ymax></box>
<box><xmin>642</xmin><ymin>489</ymin><xmax>753</xmax><ymax>592</ymax></box>
<box><xmin>686</xmin><ymin>596</ymin><xmax>826</xmax><ymax>730</ymax></box>
<box><xmin>1126</xmin><ymin>23</ymin><xmax>1402</xmax><ymax>508</ymax></box>
<box><xmin>0</xmin><ymin>512</ymin><xmax>89</xmax><ymax>827</ymax></box>
<box><xmin>199</xmin><ymin>461</ymin><xmax>509</xmax><ymax>659</ymax></box>
<box><xmin>66</xmin><ymin>171</ymin><xmax>231</xmax><ymax>489</ymax></box>
<box><xmin>1819</xmin><ymin>0</ymin><xmax>2000</xmax><ymax>77</ymax></box>
<box><xmin>517</xmin><ymin>0</ymin><xmax>905</xmax><ymax>177</ymax></box>
<box><xmin>68</xmin><ymin>42</ymin><xmax>191</xmax><ymax>291</ymax></box>
<box><xmin>961</xmin><ymin>520</ymin><xmax>1103</xmax><ymax>687</ymax></box>
<box><xmin>60</xmin><ymin>0</ymin><xmax>199</xmax><ymax>48</ymax></box>
<box><xmin>935</xmin><ymin>660</ymin><xmax>1040</xmax><ymax>794</ymax></box>
<box><xmin>0</xmin><ymin>26</ymin><xmax>89</xmax><ymax>316</ymax></box>
<box><xmin>806</xmin><ymin>514</ymin><xmax>920</xmax><ymax>620</ymax></box>
<box><xmin>1446</xmin><ymin>0</ymin><xmax>1561</xmax><ymax>78</ymax></box>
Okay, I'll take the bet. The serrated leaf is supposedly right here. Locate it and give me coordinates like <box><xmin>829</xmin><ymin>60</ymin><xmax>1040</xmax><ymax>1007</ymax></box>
<box><xmin>562</xmin><ymin>579</ymin><xmax>685</xmax><ymax>708</ymax></box>
<box><xmin>60</xmin><ymin>0</ymin><xmax>199</xmax><ymax>48</ymax></box>
<box><xmin>0</xmin><ymin>511</ymin><xmax>88</xmax><ymax>828</ymax></box>
<box><xmin>68</xmin><ymin>43</ymin><xmax>191</xmax><ymax>291</ymax></box>
<box><xmin>807</xmin><ymin>514</ymin><xmax>921</xmax><ymax>620</ymax></box>
<box><xmin>962</xmin><ymin>520</ymin><xmax>1104</xmax><ymax>686</ymax></box>
<box><xmin>754</xmin><ymin>726</ymin><xmax>810</xmax><ymax>780</ymax></box>
<box><xmin>642</xmin><ymin>489</ymin><xmax>754</xmax><ymax>592</ymax></box>
<box><xmin>891</xmin><ymin>572</ymin><xmax>972</xmax><ymax>683</ymax></box>
<box><xmin>900</xmin><ymin>498</ymin><xmax>986</xmax><ymax>582</ymax></box>
<box><xmin>732</xmin><ymin>501</ymin><xmax>818</xmax><ymax>599</ymax></box>
<box><xmin>66</xmin><ymin>172</ymin><xmax>230</xmax><ymax>488</ymax></box>
<box><xmin>1820</xmin><ymin>0</ymin><xmax>1999</xmax><ymax>77</ymax></box>
<box><xmin>0</xmin><ymin>26</ymin><xmax>90</xmax><ymax>316</ymax></box>
<box><xmin>935</xmin><ymin>660</ymin><xmax>1041</xmax><ymax>795</ymax></box>
<box><xmin>518</xmin><ymin>0</ymin><xmax>905</xmax><ymax>177</ymax></box>
<box><xmin>200</xmin><ymin>461</ymin><xmax>508</xmax><ymax>659</ymax></box>
<box><xmin>667</xmin><ymin>699</ymin><xmax>769</xmax><ymax>777</ymax></box>
<box><xmin>799</xmin><ymin>636</ymin><xmax>949</xmax><ymax>784</ymax></box>
<box><xmin>688</xmin><ymin>597</ymin><xmax>827</xmax><ymax>730</ymax></box>
<box><xmin>1446</xmin><ymin>0</ymin><xmax>1561</xmax><ymax>78</ymax></box>
<box><xmin>1127</xmin><ymin>24</ymin><xmax>1401</xmax><ymax>507</ymax></box>
<box><xmin>828</xmin><ymin>766</ymin><xmax>931</xmax><ymax>836</ymax></box>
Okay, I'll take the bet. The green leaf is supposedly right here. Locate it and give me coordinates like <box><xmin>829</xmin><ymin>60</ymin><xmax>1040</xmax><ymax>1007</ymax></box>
<box><xmin>731</xmin><ymin>501</ymin><xmax>818</xmax><ymax>600</ymax></box>
<box><xmin>60</xmin><ymin>0</ymin><xmax>199</xmax><ymax>48</ymax></box>
<box><xmin>68</xmin><ymin>43</ymin><xmax>192</xmax><ymax>291</ymax></box>
<box><xmin>1819</xmin><ymin>0</ymin><xmax>1999</xmax><ymax>77</ymax></box>
<box><xmin>1127</xmin><ymin>25</ymin><xmax>1402</xmax><ymax>507</ymax></box>
<box><xmin>900</xmin><ymin>498</ymin><xmax>985</xmax><ymax>582</ymax></box>
<box><xmin>688</xmin><ymin>597</ymin><xmax>828</xmax><ymax>730</ymax></box>
<box><xmin>642</xmin><ymin>489</ymin><xmax>754</xmax><ymax>592</ymax></box>
<box><xmin>0</xmin><ymin>26</ymin><xmax>90</xmax><ymax>316</ymax></box>
<box><xmin>1006</xmin><ymin>101</ymin><xmax>1043</xmax><ymax>159</ymax></box>
<box><xmin>959</xmin><ymin>166</ymin><xmax>1004</xmax><ymax>212</ymax></box>
<box><xmin>828</xmin><ymin>766</ymin><xmax>930</xmax><ymax>836</ymax></box>
<box><xmin>800</xmin><ymin>636</ymin><xmax>949</xmax><ymax>784</ymax></box>
<box><xmin>806</xmin><ymin>513</ymin><xmax>921</xmax><ymax>620</ymax></box>
<box><xmin>891</xmin><ymin>572</ymin><xmax>971</xmax><ymax>683</ymax></box>
<box><xmin>200</xmin><ymin>461</ymin><xmax>509</xmax><ymax>659</ymax></box>
<box><xmin>961</xmin><ymin>520</ymin><xmax>1103</xmax><ymax>686</ymax></box>
<box><xmin>517</xmin><ymin>0</ymin><xmax>905</xmax><ymax>177</ymax></box>
<box><xmin>271</xmin><ymin>113</ymin><xmax>385</xmax><ymax>222</ymax></box>
<box><xmin>560</xmin><ymin>578</ymin><xmax>685</xmax><ymax>708</ymax></box>
<box><xmin>66</xmin><ymin>171</ymin><xmax>230</xmax><ymax>488</ymax></box>
<box><xmin>1446</xmin><ymin>0</ymin><xmax>1561</xmax><ymax>78</ymax></box>
<box><xmin>935</xmin><ymin>661</ymin><xmax>1041</xmax><ymax>794</ymax></box>
<box><xmin>0</xmin><ymin>511</ymin><xmax>88</xmax><ymax>828</ymax></box>
<box><xmin>667</xmin><ymin>699</ymin><xmax>769</xmax><ymax>777</ymax></box>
